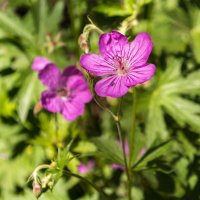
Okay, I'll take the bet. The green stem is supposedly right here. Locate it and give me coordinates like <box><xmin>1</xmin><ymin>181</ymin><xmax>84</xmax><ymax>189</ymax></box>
<box><xmin>128</xmin><ymin>88</ymin><xmax>137</xmax><ymax>168</ymax></box>
<box><xmin>63</xmin><ymin>170</ymin><xmax>108</xmax><ymax>199</ymax></box>
<box><xmin>86</xmin><ymin>18</ymin><xmax>104</xmax><ymax>34</ymax></box>
<box><xmin>115</xmin><ymin>98</ymin><xmax>132</xmax><ymax>200</ymax></box>
<box><xmin>54</xmin><ymin>113</ymin><xmax>59</xmax><ymax>140</ymax></box>
<box><xmin>93</xmin><ymin>96</ymin><xmax>116</xmax><ymax>119</ymax></box>
<box><xmin>91</xmin><ymin>78</ymin><xmax>116</xmax><ymax>120</ymax></box>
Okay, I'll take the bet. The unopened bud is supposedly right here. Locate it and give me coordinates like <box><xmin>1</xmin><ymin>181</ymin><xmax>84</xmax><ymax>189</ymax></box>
<box><xmin>41</xmin><ymin>174</ymin><xmax>52</xmax><ymax>189</ymax></box>
<box><xmin>48</xmin><ymin>180</ymin><xmax>54</xmax><ymax>190</ymax></box>
<box><xmin>79</xmin><ymin>33</ymin><xmax>90</xmax><ymax>53</ymax></box>
<box><xmin>32</xmin><ymin>180</ymin><xmax>42</xmax><ymax>198</ymax></box>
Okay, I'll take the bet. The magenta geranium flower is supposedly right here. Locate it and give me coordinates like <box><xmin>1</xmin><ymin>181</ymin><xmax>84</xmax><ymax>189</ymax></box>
<box><xmin>32</xmin><ymin>57</ymin><xmax>92</xmax><ymax>121</ymax></box>
<box><xmin>80</xmin><ymin>31</ymin><xmax>156</xmax><ymax>97</ymax></box>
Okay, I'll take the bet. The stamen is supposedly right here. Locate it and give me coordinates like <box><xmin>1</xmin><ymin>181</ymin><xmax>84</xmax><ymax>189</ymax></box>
<box><xmin>57</xmin><ymin>87</ymin><xmax>68</xmax><ymax>97</ymax></box>
<box><xmin>112</xmin><ymin>55</ymin><xmax>128</xmax><ymax>76</ymax></box>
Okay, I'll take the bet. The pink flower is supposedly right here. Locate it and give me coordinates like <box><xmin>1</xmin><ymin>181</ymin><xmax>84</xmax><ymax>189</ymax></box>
<box><xmin>32</xmin><ymin>57</ymin><xmax>93</xmax><ymax>121</ymax></box>
<box><xmin>78</xmin><ymin>160</ymin><xmax>95</xmax><ymax>174</ymax></box>
<box><xmin>32</xmin><ymin>57</ymin><xmax>51</xmax><ymax>71</ymax></box>
<box><xmin>80</xmin><ymin>31</ymin><xmax>156</xmax><ymax>98</ymax></box>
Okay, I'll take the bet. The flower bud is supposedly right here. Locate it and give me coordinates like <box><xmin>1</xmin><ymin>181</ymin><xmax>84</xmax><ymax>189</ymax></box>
<box><xmin>79</xmin><ymin>33</ymin><xmax>90</xmax><ymax>53</ymax></box>
<box><xmin>41</xmin><ymin>174</ymin><xmax>52</xmax><ymax>189</ymax></box>
<box><xmin>32</xmin><ymin>180</ymin><xmax>42</xmax><ymax>198</ymax></box>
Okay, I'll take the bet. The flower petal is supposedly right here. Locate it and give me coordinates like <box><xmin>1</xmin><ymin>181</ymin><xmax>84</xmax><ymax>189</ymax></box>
<box><xmin>39</xmin><ymin>63</ymin><xmax>60</xmax><ymax>88</ymax></box>
<box><xmin>62</xmin><ymin>65</ymin><xmax>82</xmax><ymax>77</ymax></box>
<box><xmin>41</xmin><ymin>90</ymin><xmax>62</xmax><ymax>113</ymax></box>
<box><xmin>99</xmin><ymin>31</ymin><xmax>128</xmax><ymax>59</ymax></box>
<box><xmin>32</xmin><ymin>57</ymin><xmax>51</xmax><ymax>71</ymax></box>
<box><xmin>70</xmin><ymin>79</ymin><xmax>93</xmax><ymax>103</ymax></box>
<box><xmin>95</xmin><ymin>75</ymin><xmax>129</xmax><ymax>98</ymax></box>
<box><xmin>61</xmin><ymin>100</ymin><xmax>85</xmax><ymax>121</ymax></box>
<box><xmin>127</xmin><ymin>32</ymin><xmax>153</xmax><ymax>67</ymax></box>
<box><xmin>125</xmin><ymin>64</ymin><xmax>156</xmax><ymax>87</ymax></box>
<box><xmin>61</xmin><ymin>66</ymin><xmax>93</xmax><ymax>103</ymax></box>
<box><xmin>80</xmin><ymin>54</ymin><xmax>115</xmax><ymax>76</ymax></box>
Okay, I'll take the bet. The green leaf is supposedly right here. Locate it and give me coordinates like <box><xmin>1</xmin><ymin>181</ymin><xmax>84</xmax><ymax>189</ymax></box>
<box><xmin>17</xmin><ymin>73</ymin><xmax>37</xmax><ymax>122</ymax></box>
<box><xmin>0</xmin><ymin>11</ymin><xmax>34</xmax><ymax>43</ymax></box>
<box><xmin>91</xmin><ymin>137</ymin><xmax>124</xmax><ymax>165</ymax></box>
<box><xmin>93</xmin><ymin>5</ymin><xmax>132</xmax><ymax>17</ymax></box>
<box><xmin>191</xmin><ymin>27</ymin><xmax>200</xmax><ymax>63</ymax></box>
<box><xmin>0</xmin><ymin>83</ymin><xmax>16</xmax><ymax>117</ymax></box>
<box><xmin>129</xmin><ymin>127</ymin><xmax>146</xmax><ymax>166</ymax></box>
<box><xmin>163</xmin><ymin>96</ymin><xmax>200</xmax><ymax>132</ymax></box>
<box><xmin>146</xmin><ymin>57</ymin><xmax>200</xmax><ymax>146</ymax></box>
<box><xmin>37</xmin><ymin>0</ymin><xmax>48</xmax><ymax>43</ymax></box>
<box><xmin>132</xmin><ymin>140</ymin><xmax>173</xmax><ymax>171</ymax></box>
<box><xmin>138</xmin><ymin>0</ymin><xmax>152</xmax><ymax>7</ymax></box>
<box><xmin>47</xmin><ymin>1</ymin><xmax>64</xmax><ymax>33</ymax></box>
<box><xmin>73</xmin><ymin>141</ymin><xmax>97</xmax><ymax>154</ymax></box>
<box><xmin>177</xmin><ymin>131</ymin><xmax>197</xmax><ymax>161</ymax></box>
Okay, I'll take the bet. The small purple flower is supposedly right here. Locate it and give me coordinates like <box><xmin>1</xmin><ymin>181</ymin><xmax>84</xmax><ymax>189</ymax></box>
<box><xmin>78</xmin><ymin>160</ymin><xmax>95</xmax><ymax>174</ymax></box>
<box><xmin>32</xmin><ymin>57</ymin><xmax>92</xmax><ymax>121</ymax></box>
<box><xmin>80</xmin><ymin>31</ymin><xmax>156</xmax><ymax>98</ymax></box>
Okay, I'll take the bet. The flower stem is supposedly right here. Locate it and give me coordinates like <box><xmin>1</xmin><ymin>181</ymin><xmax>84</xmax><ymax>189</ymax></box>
<box><xmin>93</xmin><ymin>96</ymin><xmax>116</xmax><ymax>119</ymax></box>
<box><xmin>115</xmin><ymin>97</ymin><xmax>132</xmax><ymax>200</ymax></box>
<box><xmin>129</xmin><ymin>88</ymin><xmax>137</xmax><ymax>168</ymax></box>
<box><xmin>63</xmin><ymin>170</ymin><xmax>108</xmax><ymax>199</ymax></box>
<box><xmin>54</xmin><ymin>113</ymin><xmax>59</xmax><ymax>141</ymax></box>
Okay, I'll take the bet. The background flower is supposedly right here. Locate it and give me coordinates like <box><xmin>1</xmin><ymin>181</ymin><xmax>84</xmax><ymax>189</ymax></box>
<box><xmin>32</xmin><ymin>58</ymin><xmax>92</xmax><ymax>121</ymax></box>
<box><xmin>77</xmin><ymin>160</ymin><xmax>95</xmax><ymax>174</ymax></box>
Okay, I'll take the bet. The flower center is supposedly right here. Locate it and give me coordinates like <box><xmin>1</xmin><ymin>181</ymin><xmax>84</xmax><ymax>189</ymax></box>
<box><xmin>56</xmin><ymin>87</ymin><xmax>69</xmax><ymax>98</ymax></box>
<box><xmin>113</xmin><ymin>55</ymin><xmax>128</xmax><ymax>76</ymax></box>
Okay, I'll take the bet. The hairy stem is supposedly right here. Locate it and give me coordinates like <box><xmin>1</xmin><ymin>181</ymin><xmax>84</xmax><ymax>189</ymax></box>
<box><xmin>63</xmin><ymin>170</ymin><xmax>108</xmax><ymax>199</ymax></box>
<box><xmin>129</xmin><ymin>88</ymin><xmax>137</xmax><ymax>167</ymax></box>
<box><xmin>115</xmin><ymin>97</ymin><xmax>132</xmax><ymax>200</ymax></box>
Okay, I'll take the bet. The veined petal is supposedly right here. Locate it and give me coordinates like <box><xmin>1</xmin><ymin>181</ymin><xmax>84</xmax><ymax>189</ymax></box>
<box><xmin>127</xmin><ymin>32</ymin><xmax>153</xmax><ymax>67</ymax></box>
<box><xmin>41</xmin><ymin>90</ymin><xmax>62</xmax><ymax>113</ymax></box>
<box><xmin>32</xmin><ymin>57</ymin><xmax>51</xmax><ymax>71</ymax></box>
<box><xmin>61</xmin><ymin>100</ymin><xmax>85</xmax><ymax>121</ymax></box>
<box><xmin>60</xmin><ymin>66</ymin><xmax>82</xmax><ymax>86</ymax></box>
<box><xmin>99</xmin><ymin>31</ymin><xmax>128</xmax><ymax>59</ymax></box>
<box><xmin>95</xmin><ymin>75</ymin><xmax>129</xmax><ymax>98</ymax></box>
<box><xmin>39</xmin><ymin>63</ymin><xmax>60</xmax><ymax>88</ymax></box>
<box><xmin>61</xmin><ymin>66</ymin><xmax>93</xmax><ymax>103</ymax></box>
<box><xmin>69</xmin><ymin>78</ymin><xmax>93</xmax><ymax>103</ymax></box>
<box><xmin>125</xmin><ymin>64</ymin><xmax>156</xmax><ymax>87</ymax></box>
<box><xmin>80</xmin><ymin>54</ymin><xmax>115</xmax><ymax>76</ymax></box>
<box><xmin>62</xmin><ymin>66</ymin><xmax>82</xmax><ymax>77</ymax></box>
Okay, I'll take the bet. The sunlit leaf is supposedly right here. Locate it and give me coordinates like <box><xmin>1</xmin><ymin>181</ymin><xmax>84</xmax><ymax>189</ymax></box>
<box><xmin>17</xmin><ymin>73</ymin><xmax>37</xmax><ymax>122</ymax></box>
<box><xmin>91</xmin><ymin>137</ymin><xmax>124</xmax><ymax>165</ymax></box>
<box><xmin>132</xmin><ymin>140</ymin><xmax>173</xmax><ymax>171</ymax></box>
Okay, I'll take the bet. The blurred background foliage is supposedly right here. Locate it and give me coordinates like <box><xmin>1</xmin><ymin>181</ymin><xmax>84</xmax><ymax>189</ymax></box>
<box><xmin>0</xmin><ymin>0</ymin><xmax>200</xmax><ymax>199</ymax></box>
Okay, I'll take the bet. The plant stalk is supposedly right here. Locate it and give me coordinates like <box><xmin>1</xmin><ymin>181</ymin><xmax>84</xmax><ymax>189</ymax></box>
<box><xmin>115</xmin><ymin>97</ymin><xmax>132</xmax><ymax>200</ymax></box>
<box><xmin>63</xmin><ymin>170</ymin><xmax>108</xmax><ymax>199</ymax></box>
<box><xmin>129</xmin><ymin>88</ymin><xmax>137</xmax><ymax>168</ymax></box>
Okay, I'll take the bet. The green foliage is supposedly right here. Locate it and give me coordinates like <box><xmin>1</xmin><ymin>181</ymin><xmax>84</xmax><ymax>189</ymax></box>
<box><xmin>0</xmin><ymin>0</ymin><xmax>200</xmax><ymax>199</ymax></box>
<box><xmin>91</xmin><ymin>136</ymin><xmax>124</xmax><ymax>165</ymax></box>
<box><xmin>145</xmin><ymin>57</ymin><xmax>200</xmax><ymax>146</ymax></box>
<box><xmin>132</xmin><ymin>139</ymin><xmax>173</xmax><ymax>171</ymax></box>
